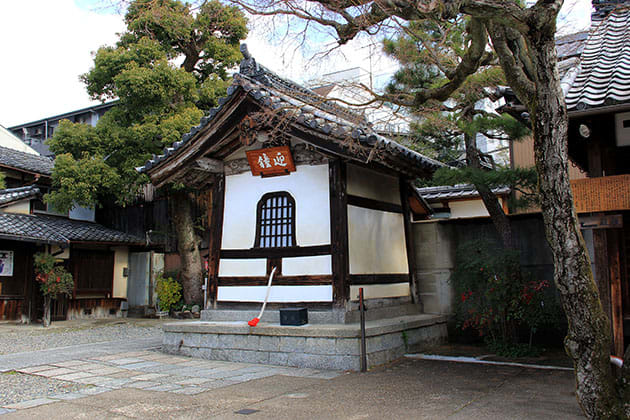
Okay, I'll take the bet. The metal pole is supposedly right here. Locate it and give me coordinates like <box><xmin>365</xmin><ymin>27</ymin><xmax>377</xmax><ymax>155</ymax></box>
<box><xmin>359</xmin><ymin>287</ymin><xmax>367</xmax><ymax>372</ymax></box>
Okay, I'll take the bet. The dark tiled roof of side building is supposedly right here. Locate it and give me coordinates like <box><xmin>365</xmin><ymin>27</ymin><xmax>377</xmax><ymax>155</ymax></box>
<box><xmin>0</xmin><ymin>145</ymin><xmax>54</xmax><ymax>175</ymax></box>
<box><xmin>138</xmin><ymin>44</ymin><xmax>444</xmax><ymax>178</ymax></box>
<box><xmin>566</xmin><ymin>9</ymin><xmax>630</xmax><ymax>110</ymax></box>
<box><xmin>0</xmin><ymin>212</ymin><xmax>143</xmax><ymax>245</ymax></box>
<box><xmin>0</xmin><ymin>186</ymin><xmax>40</xmax><ymax>206</ymax></box>
<box><xmin>417</xmin><ymin>184</ymin><xmax>511</xmax><ymax>202</ymax></box>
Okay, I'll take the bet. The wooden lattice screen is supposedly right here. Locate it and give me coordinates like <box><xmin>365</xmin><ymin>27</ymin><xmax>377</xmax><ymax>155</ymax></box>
<box><xmin>571</xmin><ymin>174</ymin><xmax>630</xmax><ymax>213</ymax></box>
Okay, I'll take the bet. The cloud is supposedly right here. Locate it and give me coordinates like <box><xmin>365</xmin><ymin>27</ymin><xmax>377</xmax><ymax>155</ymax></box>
<box><xmin>0</xmin><ymin>0</ymin><xmax>125</xmax><ymax>126</ymax></box>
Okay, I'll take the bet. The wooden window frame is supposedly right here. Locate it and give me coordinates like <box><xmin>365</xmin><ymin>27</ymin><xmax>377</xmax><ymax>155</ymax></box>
<box><xmin>254</xmin><ymin>191</ymin><xmax>297</xmax><ymax>249</ymax></box>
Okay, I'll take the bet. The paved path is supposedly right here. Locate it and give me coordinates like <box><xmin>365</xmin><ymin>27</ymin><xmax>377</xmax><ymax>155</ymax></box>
<box><xmin>0</xmin><ymin>337</ymin><xmax>162</xmax><ymax>372</ymax></box>
<box><xmin>0</xmin><ymin>320</ymin><xmax>584</xmax><ymax>419</ymax></box>
<box><xmin>0</xmin><ymin>337</ymin><xmax>340</xmax><ymax>416</ymax></box>
<box><xmin>0</xmin><ymin>356</ymin><xmax>584</xmax><ymax>419</ymax></box>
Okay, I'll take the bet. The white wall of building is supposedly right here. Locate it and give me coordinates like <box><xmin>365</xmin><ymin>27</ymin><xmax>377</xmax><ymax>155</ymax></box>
<box><xmin>221</xmin><ymin>164</ymin><xmax>331</xmax><ymax>250</ymax></box>
<box><xmin>112</xmin><ymin>247</ymin><xmax>129</xmax><ymax>299</ymax></box>
<box><xmin>218</xmin><ymin>163</ymin><xmax>332</xmax><ymax>303</ymax></box>
<box><xmin>346</xmin><ymin>164</ymin><xmax>408</xmax><ymax>277</ymax></box>
<box><xmin>350</xmin><ymin>283</ymin><xmax>410</xmax><ymax>301</ymax></box>
<box><xmin>282</xmin><ymin>255</ymin><xmax>332</xmax><ymax>276</ymax></box>
<box><xmin>0</xmin><ymin>125</ymin><xmax>38</xmax><ymax>155</ymax></box>
<box><xmin>346</xmin><ymin>164</ymin><xmax>400</xmax><ymax>204</ymax></box>
<box><xmin>446</xmin><ymin>198</ymin><xmax>506</xmax><ymax>219</ymax></box>
<box><xmin>218</xmin><ymin>285</ymin><xmax>332</xmax><ymax>302</ymax></box>
<box><xmin>347</xmin><ymin>205</ymin><xmax>409</xmax><ymax>274</ymax></box>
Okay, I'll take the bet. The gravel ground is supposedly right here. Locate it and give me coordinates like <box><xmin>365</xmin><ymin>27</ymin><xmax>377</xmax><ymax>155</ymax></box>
<box><xmin>0</xmin><ymin>371</ymin><xmax>88</xmax><ymax>405</ymax></box>
<box><xmin>0</xmin><ymin>319</ymin><xmax>163</xmax><ymax>355</ymax></box>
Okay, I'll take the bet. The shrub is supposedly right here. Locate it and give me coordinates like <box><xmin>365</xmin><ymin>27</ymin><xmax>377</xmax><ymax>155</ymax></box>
<box><xmin>156</xmin><ymin>273</ymin><xmax>182</xmax><ymax>313</ymax></box>
<box><xmin>33</xmin><ymin>253</ymin><xmax>74</xmax><ymax>299</ymax></box>
<box><xmin>451</xmin><ymin>239</ymin><xmax>564</xmax><ymax>352</ymax></box>
<box><xmin>33</xmin><ymin>252</ymin><xmax>74</xmax><ymax>327</ymax></box>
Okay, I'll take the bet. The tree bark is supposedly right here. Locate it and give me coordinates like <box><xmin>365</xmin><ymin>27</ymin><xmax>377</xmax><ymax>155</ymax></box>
<box><xmin>170</xmin><ymin>191</ymin><xmax>204</xmax><ymax>304</ymax></box>
<box><xmin>525</xmin><ymin>28</ymin><xmax>622</xmax><ymax>419</ymax></box>
<box><xmin>42</xmin><ymin>296</ymin><xmax>51</xmax><ymax>328</ymax></box>
<box><xmin>464</xmin><ymin>131</ymin><xmax>515</xmax><ymax>249</ymax></box>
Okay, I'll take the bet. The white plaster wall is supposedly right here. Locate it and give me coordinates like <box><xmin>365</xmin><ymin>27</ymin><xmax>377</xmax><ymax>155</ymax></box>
<box><xmin>282</xmin><ymin>255</ymin><xmax>332</xmax><ymax>276</ymax></box>
<box><xmin>346</xmin><ymin>164</ymin><xmax>400</xmax><ymax>204</ymax></box>
<box><xmin>218</xmin><ymin>285</ymin><xmax>332</xmax><ymax>302</ymax></box>
<box><xmin>50</xmin><ymin>244</ymin><xmax>70</xmax><ymax>260</ymax></box>
<box><xmin>350</xmin><ymin>283</ymin><xmax>410</xmax><ymax>301</ymax></box>
<box><xmin>348</xmin><ymin>205</ymin><xmax>409</xmax><ymax>274</ymax></box>
<box><xmin>448</xmin><ymin>199</ymin><xmax>505</xmax><ymax>219</ymax></box>
<box><xmin>221</xmin><ymin>164</ymin><xmax>330</xmax><ymax>250</ymax></box>
<box><xmin>3</xmin><ymin>201</ymin><xmax>30</xmax><ymax>214</ymax></box>
<box><xmin>218</xmin><ymin>259</ymin><xmax>267</xmax><ymax>277</ymax></box>
<box><xmin>112</xmin><ymin>247</ymin><xmax>129</xmax><ymax>298</ymax></box>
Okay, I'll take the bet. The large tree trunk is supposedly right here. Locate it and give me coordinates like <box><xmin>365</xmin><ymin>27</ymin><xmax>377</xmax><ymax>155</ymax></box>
<box><xmin>527</xmin><ymin>28</ymin><xmax>624</xmax><ymax>419</ymax></box>
<box><xmin>464</xmin><ymin>131</ymin><xmax>515</xmax><ymax>249</ymax></box>
<box><xmin>170</xmin><ymin>191</ymin><xmax>204</xmax><ymax>304</ymax></box>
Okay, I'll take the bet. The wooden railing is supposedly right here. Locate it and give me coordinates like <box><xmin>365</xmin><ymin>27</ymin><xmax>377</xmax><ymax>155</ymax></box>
<box><xmin>571</xmin><ymin>174</ymin><xmax>630</xmax><ymax>213</ymax></box>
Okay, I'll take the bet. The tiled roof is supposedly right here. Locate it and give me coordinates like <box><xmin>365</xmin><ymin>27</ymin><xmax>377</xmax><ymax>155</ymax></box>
<box><xmin>417</xmin><ymin>184</ymin><xmax>511</xmax><ymax>202</ymax></box>
<box><xmin>566</xmin><ymin>9</ymin><xmax>630</xmax><ymax>110</ymax></box>
<box><xmin>0</xmin><ymin>186</ymin><xmax>40</xmax><ymax>206</ymax></box>
<box><xmin>0</xmin><ymin>213</ymin><xmax>143</xmax><ymax>244</ymax></box>
<box><xmin>138</xmin><ymin>44</ymin><xmax>444</xmax><ymax>178</ymax></box>
<box><xmin>556</xmin><ymin>31</ymin><xmax>589</xmax><ymax>60</ymax></box>
<box><xmin>0</xmin><ymin>145</ymin><xmax>54</xmax><ymax>175</ymax></box>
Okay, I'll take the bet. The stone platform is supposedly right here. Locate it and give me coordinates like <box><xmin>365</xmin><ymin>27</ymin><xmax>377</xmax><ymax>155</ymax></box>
<box><xmin>162</xmin><ymin>313</ymin><xmax>448</xmax><ymax>371</ymax></box>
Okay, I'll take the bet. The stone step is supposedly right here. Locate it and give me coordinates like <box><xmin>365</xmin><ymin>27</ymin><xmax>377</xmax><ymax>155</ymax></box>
<box><xmin>200</xmin><ymin>303</ymin><xmax>422</xmax><ymax>324</ymax></box>
<box><xmin>162</xmin><ymin>313</ymin><xmax>448</xmax><ymax>370</ymax></box>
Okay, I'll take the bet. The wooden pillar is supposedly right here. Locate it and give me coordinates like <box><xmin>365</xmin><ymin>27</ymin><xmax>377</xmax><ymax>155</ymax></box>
<box><xmin>399</xmin><ymin>178</ymin><xmax>422</xmax><ymax>310</ymax></box>
<box><xmin>329</xmin><ymin>159</ymin><xmax>349</xmax><ymax>307</ymax></box>
<box><xmin>593</xmin><ymin>230</ymin><xmax>611</xmax><ymax>320</ymax></box>
<box><xmin>608</xmin><ymin>229</ymin><xmax>624</xmax><ymax>357</ymax></box>
<box><xmin>207</xmin><ymin>174</ymin><xmax>225</xmax><ymax>309</ymax></box>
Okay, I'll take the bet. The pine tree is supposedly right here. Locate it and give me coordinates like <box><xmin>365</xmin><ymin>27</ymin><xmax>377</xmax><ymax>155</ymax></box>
<box><xmin>384</xmin><ymin>17</ymin><xmax>536</xmax><ymax>248</ymax></box>
<box><xmin>46</xmin><ymin>0</ymin><xmax>248</xmax><ymax>304</ymax></box>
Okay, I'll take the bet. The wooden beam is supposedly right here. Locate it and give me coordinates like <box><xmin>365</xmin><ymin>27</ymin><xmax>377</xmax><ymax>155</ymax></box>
<box><xmin>194</xmin><ymin>157</ymin><xmax>224</xmax><ymax>173</ymax></box>
<box><xmin>400</xmin><ymin>178</ymin><xmax>421</xmax><ymax>308</ymax></box>
<box><xmin>220</xmin><ymin>245</ymin><xmax>331</xmax><ymax>259</ymax></box>
<box><xmin>207</xmin><ymin>175</ymin><xmax>225</xmax><ymax>309</ymax></box>
<box><xmin>348</xmin><ymin>274</ymin><xmax>409</xmax><ymax>285</ymax></box>
<box><xmin>347</xmin><ymin>194</ymin><xmax>403</xmax><ymax>214</ymax></box>
<box><xmin>218</xmin><ymin>275</ymin><xmax>331</xmax><ymax>286</ymax></box>
<box><xmin>608</xmin><ymin>229</ymin><xmax>624</xmax><ymax>357</ymax></box>
<box><xmin>329</xmin><ymin>159</ymin><xmax>349</xmax><ymax>307</ymax></box>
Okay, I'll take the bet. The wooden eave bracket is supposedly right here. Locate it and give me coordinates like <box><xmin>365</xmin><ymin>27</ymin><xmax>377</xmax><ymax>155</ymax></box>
<box><xmin>193</xmin><ymin>157</ymin><xmax>224</xmax><ymax>173</ymax></box>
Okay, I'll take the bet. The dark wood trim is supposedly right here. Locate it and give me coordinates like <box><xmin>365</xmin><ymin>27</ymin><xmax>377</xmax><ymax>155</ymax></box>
<box><xmin>400</xmin><ymin>178</ymin><xmax>420</xmax><ymax>307</ymax></box>
<box><xmin>220</xmin><ymin>245</ymin><xmax>331</xmax><ymax>259</ymax></box>
<box><xmin>218</xmin><ymin>275</ymin><xmax>332</xmax><ymax>286</ymax></box>
<box><xmin>208</xmin><ymin>175</ymin><xmax>225</xmax><ymax>308</ymax></box>
<box><xmin>347</xmin><ymin>194</ymin><xmax>403</xmax><ymax>214</ymax></box>
<box><xmin>267</xmin><ymin>257</ymin><xmax>282</xmax><ymax>276</ymax></box>
<box><xmin>329</xmin><ymin>159</ymin><xmax>349</xmax><ymax>306</ymax></box>
<box><xmin>254</xmin><ymin>191</ymin><xmax>297</xmax><ymax>248</ymax></box>
<box><xmin>348</xmin><ymin>274</ymin><xmax>410</xmax><ymax>285</ymax></box>
<box><xmin>608</xmin><ymin>229</ymin><xmax>624</xmax><ymax>357</ymax></box>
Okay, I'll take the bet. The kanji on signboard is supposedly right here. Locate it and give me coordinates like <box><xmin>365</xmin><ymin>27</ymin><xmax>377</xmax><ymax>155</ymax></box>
<box><xmin>246</xmin><ymin>146</ymin><xmax>296</xmax><ymax>177</ymax></box>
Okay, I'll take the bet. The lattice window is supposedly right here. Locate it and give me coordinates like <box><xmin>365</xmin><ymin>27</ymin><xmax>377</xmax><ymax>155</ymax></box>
<box><xmin>255</xmin><ymin>192</ymin><xmax>296</xmax><ymax>248</ymax></box>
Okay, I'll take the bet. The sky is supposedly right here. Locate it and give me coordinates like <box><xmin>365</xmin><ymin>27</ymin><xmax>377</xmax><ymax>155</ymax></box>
<box><xmin>0</xmin><ymin>0</ymin><xmax>593</xmax><ymax>128</ymax></box>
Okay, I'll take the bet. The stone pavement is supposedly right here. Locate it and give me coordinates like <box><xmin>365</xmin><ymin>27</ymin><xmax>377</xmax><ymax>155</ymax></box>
<box><xmin>1</xmin><ymin>349</ymin><xmax>340</xmax><ymax>414</ymax></box>
<box><xmin>0</xmin><ymin>354</ymin><xmax>584</xmax><ymax>419</ymax></box>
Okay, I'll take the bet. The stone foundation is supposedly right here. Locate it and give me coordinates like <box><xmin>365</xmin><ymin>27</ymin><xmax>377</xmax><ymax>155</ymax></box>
<box><xmin>162</xmin><ymin>314</ymin><xmax>447</xmax><ymax>371</ymax></box>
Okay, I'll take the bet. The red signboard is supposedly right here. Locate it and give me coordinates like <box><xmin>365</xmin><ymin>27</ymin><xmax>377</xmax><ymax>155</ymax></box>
<box><xmin>246</xmin><ymin>146</ymin><xmax>296</xmax><ymax>177</ymax></box>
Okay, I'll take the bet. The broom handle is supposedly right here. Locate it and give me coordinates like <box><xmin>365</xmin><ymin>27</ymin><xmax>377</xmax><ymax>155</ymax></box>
<box><xmin>257</xmin><ymin>267</ymin><xmax>276</xmax><ymax>320</ymax></box>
